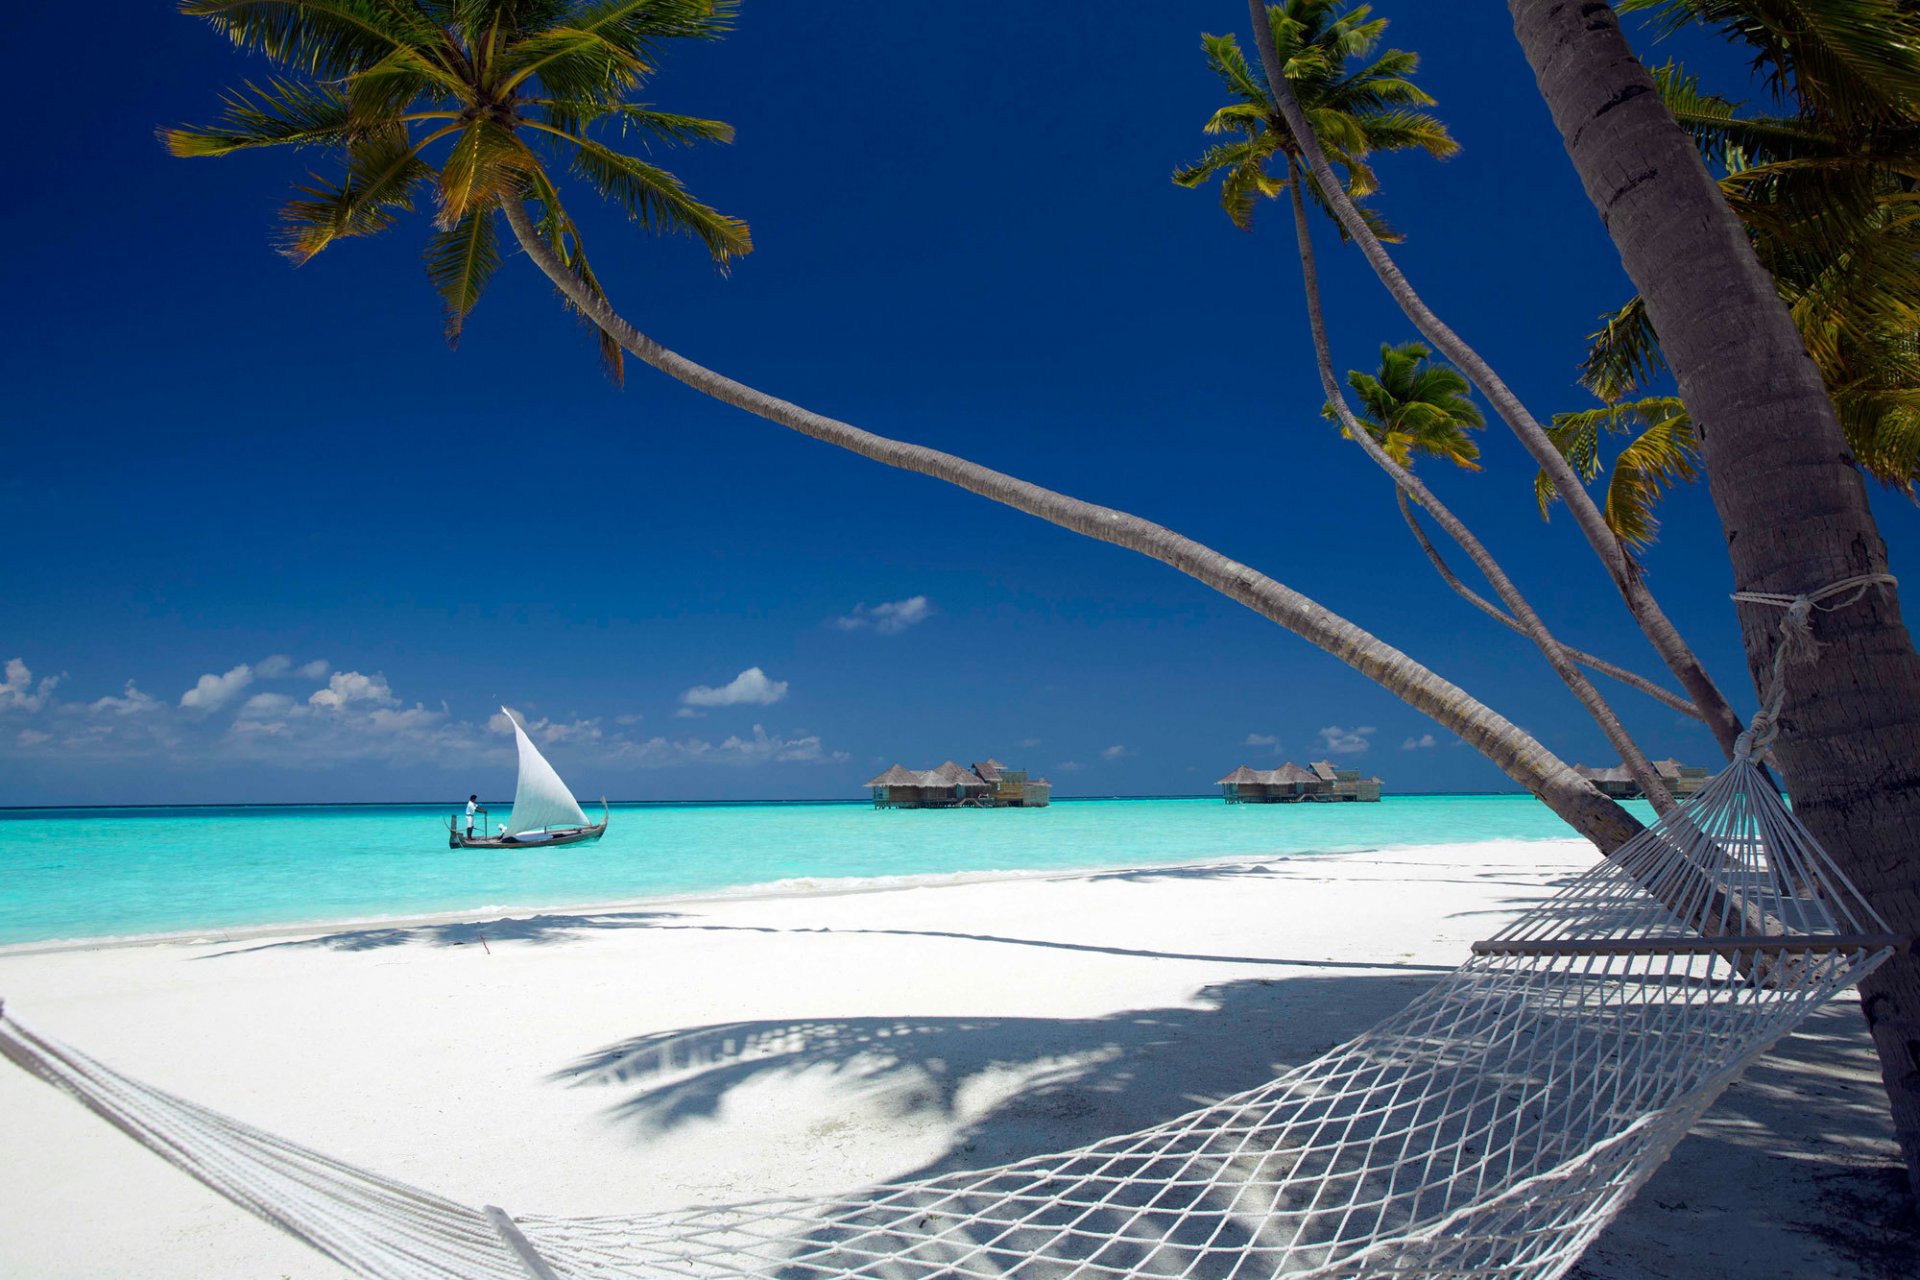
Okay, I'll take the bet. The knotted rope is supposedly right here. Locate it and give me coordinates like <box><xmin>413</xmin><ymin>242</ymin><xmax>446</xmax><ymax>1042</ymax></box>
<box><xmin>1729</xmin><ymin>573</ymin><xmax>1897</xmax><ymax>761</ymax></box>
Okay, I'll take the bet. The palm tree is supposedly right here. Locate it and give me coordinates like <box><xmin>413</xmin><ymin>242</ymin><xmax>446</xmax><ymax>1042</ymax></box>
<box><xmin>1181</xmin><ymin>4</ymin><xmax>1679</xmax><ymax>806</ymax></box>
<box><xmin>164</xmin><ymin>0</ymin><xmax>1642</xmax><ymax>849</ymax></box>
<box><xmin>1567</xmin><ymin>45</ymin><xmax>1920</xmax><ymax>525</ymax></box>
<box><xmin>1328</xmin><ymin>341</ymin><xmax>1485</xmax><ymax>471</ymax></box>
<box><xmin>1172</xmin><ymin>2</ymin><xmax>1456</xmax><ymax>241</ymax></box>
<box><xmin>1508</xmin><ymin>0</ymin><xmax>1920</xmax><ymax>1204</ymax></box>
<box><xmin>1239</xmin><ymin>0</ymin><xmax>1748</xmax><ymax>758</ymax></box>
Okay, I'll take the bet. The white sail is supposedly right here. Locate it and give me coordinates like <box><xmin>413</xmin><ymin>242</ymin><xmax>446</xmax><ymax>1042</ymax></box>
<box><xmin>499</xmin><ymin>707</ymin><xmax>591</xmax><ymax>837</ymax></box>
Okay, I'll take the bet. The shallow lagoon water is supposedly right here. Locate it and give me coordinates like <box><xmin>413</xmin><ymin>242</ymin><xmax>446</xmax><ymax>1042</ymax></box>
<box><xmin>0</xmin><ymin>794</ymin><xmax>1651</xmax><ymax>946</ymax></box>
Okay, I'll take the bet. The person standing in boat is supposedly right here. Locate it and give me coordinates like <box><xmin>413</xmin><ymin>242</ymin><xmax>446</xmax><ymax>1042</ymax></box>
<box><xmin>465</xmin><ymin>795</ymin><xmax>478</xmax><ymax>839</ymax></box>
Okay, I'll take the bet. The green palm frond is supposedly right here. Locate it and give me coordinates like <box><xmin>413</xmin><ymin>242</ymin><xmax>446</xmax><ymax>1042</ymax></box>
<box><xmin>161</xmin><ymin>78</ymin><xmax>352</xmax><ymax>156</ymax></box>
<box><xmin>437</xmin><ymin>118</ymin><xmax>539</xmax><ymax>228</ymax></box>
<box><xmin>180</xmin><ymin>0</ymin><xmax>437</xmax><ymax>79</ymax></box>
<box><xmin>424</xmin><ymin>207</ymin><xmax>502</xmax><ymax>343</ymax></box>
<box><xmin>279</xmin><ymin>124</ymin><xmax>442</xmax><ymax>261</ymax></box>
<box><xmin>498</xmin><ymin>0</ymin><xmax>734</xmax><ymax>97</ymax></box>
<box><xmin>562</xmin><ymin>133</ymin><xmax>751</xmax><ymax>263</ymax></box>
<box><xmin>1620</xmin><ymin>0</ymin><xmax>1920</xmax><ymax>128</ymax></box>
<box><xmin>171</xmin><ymin>0</ymin><xmax>750</xmax><ymax>378</ymax></box>
<box><xmin>1579</xmin><ymin>298</ymin><xmax>1665</xmax><ymax>402</ymax></box>
<box><xmin>1538</xmin><ymin>397</ymin><xmax>1697</xmax><ymax>551</ymax></box>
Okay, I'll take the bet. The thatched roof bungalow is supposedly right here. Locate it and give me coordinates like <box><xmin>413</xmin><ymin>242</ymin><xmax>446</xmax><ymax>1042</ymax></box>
<box><xmin>1311</xmin><ymin>760</ymin><xmax>1384</xmax><ymax>802</ymax></box>
<box><xmin>866</xmin><ymin>757</ymin><xmax>1050</xmax><ymax>808</ymax></box>
<box><xmin>1575</xmin><ymin>759</ymin><xmax>1709</xmax><ymax>801</ymax></box>
<box><xmin>1218</xmin><ymin>762</ymin><xmax>1324</xmax><ymax>803</ymax></box>
<box><xmin>1220</xmin><ymin>760</ymin><xmax>1382</xmax><ymax>803</ymax></box>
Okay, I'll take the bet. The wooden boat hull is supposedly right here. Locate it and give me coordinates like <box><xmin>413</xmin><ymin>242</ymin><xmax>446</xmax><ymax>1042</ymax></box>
<box><xmin>449</xmin><ymin>800</ymin><xmax>609</xmax><ymax>849</ymax></box>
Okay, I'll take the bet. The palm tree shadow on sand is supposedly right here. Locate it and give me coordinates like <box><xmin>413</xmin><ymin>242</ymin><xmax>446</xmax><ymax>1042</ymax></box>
<box><xmin>548</xmin><ymin>973</ymin><xmax>1433</xmax><ymax>1177</ymax></box>
<box><xmin>551</xmin><ymin>981</ymin><xmax>1915</xmax><ymax>1274</ymax></box>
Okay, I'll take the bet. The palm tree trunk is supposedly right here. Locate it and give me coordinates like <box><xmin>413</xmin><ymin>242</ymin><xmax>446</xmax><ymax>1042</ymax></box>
<box><xmin>498</xmin><ymin>200</ymin><xmax>1641</xmax><ymax>852</ymax></box>
<box><xmin>1283</xmin><ymin>163</ymin><xmax>1676</xmax><ymax>811</ymax></box>
<box><xmin>1243</xmin><ymin>0</ymin><xmax>1746</xmax><ymax>761</ymax></box>
<box><xmin>1393</xmin><ymin>488</ymin><xmax>1702</xmax><ymax>720</ymax></box>
<box><xmin>1508</xmin><ymin>0</ymin><xmax>1920</xmax><ymax>1199</ymax></box>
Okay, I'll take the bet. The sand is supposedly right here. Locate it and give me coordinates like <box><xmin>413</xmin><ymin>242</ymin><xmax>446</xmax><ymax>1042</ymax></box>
<box><xmin>0</xmin><ymin>839</ymin><xmax>1911</xmax><ymax>1279</ymax></box>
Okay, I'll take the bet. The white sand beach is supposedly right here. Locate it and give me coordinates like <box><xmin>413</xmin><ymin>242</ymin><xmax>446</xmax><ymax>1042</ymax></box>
<box><xmin>0</xmin><ymin>839</ymin><xmax>1910</xmax><ymax>1279</ymax></box>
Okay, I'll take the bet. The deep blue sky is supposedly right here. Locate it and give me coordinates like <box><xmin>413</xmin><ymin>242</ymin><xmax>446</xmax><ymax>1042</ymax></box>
<box><xmin>4</xmin><ymin>3</ymin><xmax>1914</xmax><ymax>805</ymax></box>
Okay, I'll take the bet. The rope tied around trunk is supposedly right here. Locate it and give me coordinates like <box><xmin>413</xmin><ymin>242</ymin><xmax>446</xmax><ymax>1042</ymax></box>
<box><xmin>1730</xmin><ymin>573</ymin><xmax>1897</xmax><ymax>761</ymax></box>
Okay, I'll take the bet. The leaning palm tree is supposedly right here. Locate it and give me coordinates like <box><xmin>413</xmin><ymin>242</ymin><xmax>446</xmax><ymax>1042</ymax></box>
<box><xmin>1178</xmin><ymin>4</ymin><xmax>1679</xmax><ymax>805</ymax></box>
<box><xmin>166</xmin><ymin>0</ymin><xmax>1651</xmax><ymax>846</ymax></box>
<box><xmin>1233</xmin><ymin>0</ymin><xmax>1747</xmax><ymax>757</ymax></box>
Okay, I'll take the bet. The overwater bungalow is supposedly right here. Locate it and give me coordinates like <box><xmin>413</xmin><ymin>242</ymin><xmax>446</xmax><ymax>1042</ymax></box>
<box><xmin>866</xmin><ymin>757</ymin><xmax>1051</xmax><ymax>808</ymax></box>
<box><xmin>1310</xmin><ymin>760</ymin><xmax>1385</xmax><ymax>802</ymax></box>
<box><xmin>1219</xmin><ymin>761</ymin><xmax>1383</xmax><ymax>803</ymax></box>
<box><xmin>1574</xmin><ymin>758</ymin><xmax>1709</xmax><ymax>801</ymax></box>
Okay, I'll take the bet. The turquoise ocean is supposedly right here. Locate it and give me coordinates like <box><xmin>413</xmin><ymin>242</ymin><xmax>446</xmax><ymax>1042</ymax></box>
<box><xmin>0</xmin><ymin>794</ymin><xmax>1649</xmax><ymax>948</ymax></box>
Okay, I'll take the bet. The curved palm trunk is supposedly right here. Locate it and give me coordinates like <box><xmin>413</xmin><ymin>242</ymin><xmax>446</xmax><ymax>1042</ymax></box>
<box><xmin>1282</xmin><ymin>165</ymin><xmax>1675</xmax><ymax>811</ymax></box>
<box><xmin>1394</xmin><ymin>489</ymin><xmax>1702</xmax><ymax>720</ymax></box>
<box><xmin>1508</xmin><ymin>0</ymin><xmax>1920</xmax><ymax>1198</ymax></box>
<box><xmin>1244</xmin><ymin>0</ymin><xmax>1746</xmax><ymax>761</ymax></box>
<box><xmin>497</xmin><ymin>201</ymin><xmax>1641</xmax><ymax>852</ymax></box>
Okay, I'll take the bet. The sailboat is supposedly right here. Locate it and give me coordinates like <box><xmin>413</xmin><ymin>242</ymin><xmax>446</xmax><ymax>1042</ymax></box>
<box><xmin>448</xmin><ymin>707</ymin><xmax>609</xmax><ymax>848</ymax></box>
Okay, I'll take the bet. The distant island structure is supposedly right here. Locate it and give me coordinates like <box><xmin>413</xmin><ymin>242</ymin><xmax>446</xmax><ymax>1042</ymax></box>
<box><xmin>1218</xmin><ymin>761</ymin><xmax>1383</xmax><ymax>803</ymax></box>
<box><xmin>1574</xmin><ymin>759</ymin><xmax>1709</xmax><ymax>801</ymax></box>
<box><xmin>866</xmin><ymin>758</ymin><xmax>1052</xmax><ymax>809</ymax></box>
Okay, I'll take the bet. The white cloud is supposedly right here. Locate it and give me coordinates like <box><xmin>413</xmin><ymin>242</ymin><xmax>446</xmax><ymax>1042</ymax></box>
<box><xmin>1019</xmin><ymin>737</ymin><xmax>1041</xmax><ymax>748</ymax></box>
<box><xmin>717</xmin><ymin>724</ymin><xmax>843</xmax><ymax>763</ymax></box>
<box><xmin>1056</xmin><ymin>760</ymin><xmax>1085</xmax><ymax>773</ymax></box>
<box><xmin>1317</xmin><ymin>725</ymin><xmax>1375</xmax><ymax>755</ymax></box>
<box><xmin>309</xmin><ymin>671</ymin><xmax>397</xmax><ymax>711</ymax></box>
<box><xmin>1401</xmin><ymin>733</ymin><xmax>1438</xmax><ymax>751</ymax></box>
<box><xmin>615</xmin><ymin>713</ymin><xmax>644</xmax><ymax>726</ymax></box>
<box><xmin>181</xmin><ymin>663</ymin><xmax>255</xmax><ymax>711</ymax></box>
<box><xmin>91</xmin><ymin>681</ymin><xmax>162</xmax><ymax>716</ymax></box>
<box><xmin>255</xmin><ymin>656</ymin><xmax>327</xmax><ymax>680</ymax></box>
<box><xmin>673</xmin><ymin>707</ymin><xmax>702</xmax><ymax>719</ymax></box>
<box><xmin>0</xmin><ymin>658</ymin><xmax>61</xmax><ymax>714</ymax></box>
<box><xmin>238</xmin><ymin>692</ymin><xmax>296</xmax><ymax>718</ymax></box>
<box><xmin>681</xmin><ymin>667</ymin><xmax>788</xmax><ymax>708</ymax></box>
<box><xmin>1101</xmin><ymin>744</ymin><xmax>1134</xmax><ymax>760</ymax></box>
<box><xmin>1245</xmin><ymin>732</ymin><xmax>1279</xmax><ymax>749</ymax></box>
<box><xmin>832</xmin><ymin>595</ymin><xmax>933</xmax><ymax>635</ymax></box>
<box><xmin>1</xmin><ymin>657</ymin><xmax>850</xmax><ymax>775</ymax></box>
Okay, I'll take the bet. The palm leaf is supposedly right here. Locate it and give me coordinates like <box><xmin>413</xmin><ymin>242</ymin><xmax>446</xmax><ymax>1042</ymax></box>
<box><xmin>179</xmin><ymin>0</ymin><xmax>436</xmax><ymax>78</ymax></box>
<box><xmin>560</xmin><ymin>132</ymin><xmax>751</xmax><ymax>263</ymax></box>
<box><xmin>425</xmin><ymin>207</ymin><xmax>501</xmax><ymax>343</ymax></box>
<box><xmin>278</xmin><ymin>124</ymin><xmax>443</xmax><ymax>260</ymax></box>
<box><xmin>161</xmin><ymin>77</ymin><xmax>351</xmax><ymax>155</ymax></box>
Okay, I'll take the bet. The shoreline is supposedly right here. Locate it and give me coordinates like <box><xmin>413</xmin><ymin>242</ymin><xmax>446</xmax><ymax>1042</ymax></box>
<box><xmin>0</xmin><ymin>836</ymin><xmax>1908</xmax><ymax>1279</ymax></box>
<box><xmin>0</xmin><ymin>835</ymin><xmax>1591</xmax><ymax>957</ymax></box>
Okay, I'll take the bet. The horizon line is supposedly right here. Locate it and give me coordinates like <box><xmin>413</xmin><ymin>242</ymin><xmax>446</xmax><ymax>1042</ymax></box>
<box><xmin>0</xmin><ymin>788</ymin><xmax>1534</xmax><ymax>813</ymax></box>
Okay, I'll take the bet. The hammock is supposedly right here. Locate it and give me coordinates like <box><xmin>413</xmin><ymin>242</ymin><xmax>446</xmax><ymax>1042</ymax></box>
<box><xmin>0</xmin><ymin>751</ymin><xmax>1898</xmax><ymax>1280</ymax></box>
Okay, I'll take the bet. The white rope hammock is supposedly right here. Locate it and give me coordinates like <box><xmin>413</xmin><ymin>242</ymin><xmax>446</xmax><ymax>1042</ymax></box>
<box><xmin>0</xmin><ymin>580</ymin><xmax>1904</xmax><ymax>1280</ymax></box>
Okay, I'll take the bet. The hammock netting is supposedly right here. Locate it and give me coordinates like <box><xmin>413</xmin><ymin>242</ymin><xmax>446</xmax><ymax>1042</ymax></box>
<box><xmin>0</xmin><ymin>755</ymin><xmax>1896</xmax><ymax>1280</ymax></box>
